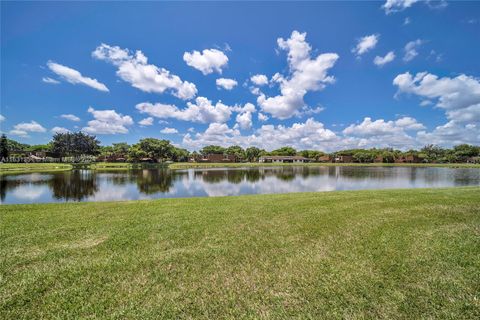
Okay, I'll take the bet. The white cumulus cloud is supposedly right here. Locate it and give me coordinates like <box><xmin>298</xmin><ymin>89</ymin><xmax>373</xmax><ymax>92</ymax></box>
<box><xmin>51</xmin><ymin>126</ymin><xmax>70</xmax><ymax>134</ymax></box>
<box><xmin>136</xmin><ymin>96</ymin><xmax>232</xmax><ymax>124</ymax></box>
<box><xmin>60</xmin><ymin>114</ymin><xmax>80</xmax><ymax>122</ymax></box>
<box><xmin>393</xmin><ymin>72</ymin><xmax>480</xmax><ymax>124</ymax></box>
<box><xmin>373</xmin><ymin>51</ymin><xmax>396</xmax><ymax>66</ymax></box>
<box><xmin>403</xmin><ymin>39</ymin><xmax>423</xmax><ymax>62</ymax></box>
<box><xmin>42</xmin><ymin>77</ymin><xmax>60</xmax><ymax>84</ymax></box>
<box><xmin>216</xmin><ymin>78</ymin><xmax>237</xmax><ymax>90</ymax></box>
<box><xmin>257</xmin><ymin>30</ymin><xmax>339</xmax><ymax>119</ymax></box>
<box><xmin>382</xmin><ymin>0</ymin><xmax>419</xmax><ymax>14</ymax></box>
<box><xmin>343</xmin><ymin>117</ymin><xmax>425</xmax><ymax>137</ymax></box>
<box><xmin>235</xmin><ymin>111</ymin><xmax>253</xmax><ymax>130</ymax></box>
<box><xmin>138</xmin><ymin>117</ymin><xmax>154</xmax><ymax>126</ymax></box>
<box><xmin>417</xmin><ymin>122</ymin><xmax>479</xmax><ymax>146</ymax></box>
<box><xmin>352</xmin><ymin>34</ymin><xmax>379</xmax><ymax>56</ymax></box>
<box><xmin>82</xmin><ymin>107</ymin><xmax>133</xmax><ymax>134</ymax></box>
<box><xmin>382</xmin><ymin>0</ymin><xmax>447</xmax><ymax>14</ymax></box>
<box><xmin>93</xmin><ymin>43</ymin><xmax>197</xmax><ymax>100</ymax></box>
<box><xmin>9</xmin><ymin>121</ymin><xmax>47</xmax><ymax>137</ymax></box>
<box><xmin>47</xmin><ymin>61</ymin><xmax>109</xmax><ymax>92</ymax></box>
<box><xmin>250</xmin><ymin>74</ymin><xmax>269</xmax><ymax>86</ymax></box>
<box><xmin>394</xmin><ymin>71</ymin><xmax>480</xmax><ymax>146</ymax></box>
<box><xmin>183</xmin><ymin>48</ymin><xmax>228</xmax><ymax>75</ymax></box>
<box><xmin>258</xmin><ymin>113</ymin><xmax>269</xmax><ymax>122</ymax></box>
<box><xmin>160</xmin><ymin>127</ymin><xmax>179</xmax><ymax>134</ymax></box>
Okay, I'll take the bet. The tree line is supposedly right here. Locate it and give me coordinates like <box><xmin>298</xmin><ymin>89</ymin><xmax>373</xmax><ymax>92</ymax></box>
<box><xmin>1</xmin><ymin>132</ymin><xmax>479</xmax><ymax>163</ymax></box>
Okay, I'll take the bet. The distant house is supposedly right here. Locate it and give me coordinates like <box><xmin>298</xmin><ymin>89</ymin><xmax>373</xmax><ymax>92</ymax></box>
<box><xmin>10</xmin><ymin>150</ymin><xmax>60</xmax><ymax>158</ymax></box>
<box><xmin>258</xmin><ymin>155</ymin><xmax>310</xmax><ymax>163</ymax></box>
<box><xmin>318</xmin><ymin>155</ymin><xmax>333</xmax><ymax>163</ymax></box>
<box><xmin>466</xmin><ymin>156</ymin><xmax>480</xmax><ymax>164</ymax></box>
<box><xmin>374</xmin><ymin>155</ymin><xmax>384</xmax><ymax>163</ymax></box>
<box><xmin>27</xmin><ymin>154</ymin><xmax>44</xmax><ymax>161</ymax></box>
<box><xmin>334</xmin><ymin>155</ymin><xmax>353</xmax><ymax>163</ymax></box>
<box><xmin>8</xmin><ymin>150</ymin><xmax>60</xmax><ymax>161</ymax></box>
<box><xmin>193</xmin><ymin>153</ymin><xmax>237</xmax><ymax>163</ymax></box>
<box><xmin>394</xmin><ymin>155</ymin><xmax>422</xmax><ymax>163</ymax></box>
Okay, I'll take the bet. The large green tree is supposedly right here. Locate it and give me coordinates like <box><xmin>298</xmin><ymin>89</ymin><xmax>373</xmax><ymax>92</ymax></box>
<box><xmin>0</xmin><ymin>134</ymin><xmax>9</xmax><ymax>159</ymax></box>
<box><xmin>353</xmin><ymin>151</ymin><xmax>376</xmax><ymax>163</ymax></box>
<box><xmin>200</xmin><ymin>145</ymin><xmax>225</xmax><ymax>155</ymax></box>
<box><xmin>453</xmin><ymin>144</ymin><xmax>479</xmax><ymax>162</ymax></box>
<box><xmin>299</xmin><ymin>150</ymin><xmax>325</xmax><ymax>160</ymax></box>
<box><xmin>137</xmin><ymin>138</ymin><xmax>174</xmax><ymax>162</ymax></box>
<box><xmin>99</xmin><ymin>146</ymin><xmax>114</xmax><ymax>157</ymax></box>
<box><xmin>420</xmin><ymin>145</ymin><xmax>446</xmax><ymax>163</ymax></box>
<box><xmin>127</xmin><ymin>145</ymin><xmax>148</xmax><ymax>162</ymax></box>
<box><xmin>26</xmin><ymin>144</ymin><xmax>52</xmax><ymax>152</ymax></box>
<box><xmin>171</xmin><ymin>147</ymin><xmax>190</xmax><ymax>162</ymax></box>
<box><xmin>270</xmin><ymin>146</ymin><xmax>297</xmax><ymax>156</ymax></box>
<box><xmin>380</xmin><ymin>150</ymin><xmax>395</xmax><ymax>163</ymax></box>
<box><xmin>226</xmin><ymin>145</ymin><xmax>245</xmax><ymax>160</ymax></box>
<box><xmin>5</xmin><ymin>138</ymin><xmax>29</xmax><ymax>151</ymax></box>
<box><xmin>51</xmin><ymin>132</ymin><xmax>100</xmax><ymax>157</ymax></box>
<box><xmin>112</xmin><ymin>143</ymin><xmax>130</xmax><ymax>155</ymax></box>
<box><xmin>245</xmin><ymin>147</ymin><xmax>263</xmax><ymax>162</ymax></box>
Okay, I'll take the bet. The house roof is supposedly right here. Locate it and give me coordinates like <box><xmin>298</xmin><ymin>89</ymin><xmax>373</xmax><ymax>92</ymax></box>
<box><xmin>28</xmin><ymin>155</ymin><xmax>44</xmax><ymax>160</ymax></box>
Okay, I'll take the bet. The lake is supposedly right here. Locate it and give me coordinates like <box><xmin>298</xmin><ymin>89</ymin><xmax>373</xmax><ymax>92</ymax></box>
<box><xmin>1</xmin><ymin>166</ymin><xmax>479</xmax><ymax>204</ymax></box>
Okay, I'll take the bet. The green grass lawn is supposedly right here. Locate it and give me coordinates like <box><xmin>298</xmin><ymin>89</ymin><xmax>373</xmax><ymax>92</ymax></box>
<box><xmin>1</xmin><ymin>187</ymin><xmax>479</xmax><ymax>319</ymax></box>
<box><xmin>0</xmin><ymin>162</ymin><xmax>164</xmax><ymax>174</ymax></box>
<box><xmin>91</xmin><ymin>162</ymin><xmax>142</xmax><ymax>170</ymax></box>
<box><xmin>0</xmin><ymin>163</ymin><xmax>72</xmax><ymax>174</ymax></box>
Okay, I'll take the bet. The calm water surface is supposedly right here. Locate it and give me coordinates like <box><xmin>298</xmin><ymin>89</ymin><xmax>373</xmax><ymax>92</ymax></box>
<box><xmin>1</xmin><ymin>166</ymin><xmax>479</xmax><ymax>204</ymax></box>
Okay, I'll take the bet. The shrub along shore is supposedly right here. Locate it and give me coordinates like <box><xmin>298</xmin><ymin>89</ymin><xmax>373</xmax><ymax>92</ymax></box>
<box><xmin>1</xmin><ymin>187</ymin><xmax>479</xmax><ymax>318</ymax></box>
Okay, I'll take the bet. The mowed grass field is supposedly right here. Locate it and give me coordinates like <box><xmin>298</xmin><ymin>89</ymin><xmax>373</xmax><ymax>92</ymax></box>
<box><xmin>0</xmin><ymin>163</ymin><xmax>72</xmax><ymax>174</ymax></box>
<box><xmin>1</xmin><ymin>187</ymin><xmax>480</xmax><ymax>319</ymax></box>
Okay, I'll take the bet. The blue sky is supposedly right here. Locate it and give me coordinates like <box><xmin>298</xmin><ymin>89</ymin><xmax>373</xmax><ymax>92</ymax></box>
<box><xmin>1</xmin><ymin>1</ymin><xmax>479</xmax><ymax>151</ymax></box>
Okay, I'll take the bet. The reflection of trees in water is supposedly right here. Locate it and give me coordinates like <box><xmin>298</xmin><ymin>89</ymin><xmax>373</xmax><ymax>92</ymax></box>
<box><xmin>48</xmin><ymin>170</ymin><xmax>98</xmax><ymax>201</ymax></box>
<box><xmin>451</xmin><ymin>169</ymin><xmax>480</xmax><ymax>186</ymax></box>
<box><xmin>245</xmin><ymin>169</ymin><xmax>262</xmax><ymax>183</ymax></box>
<box><xmin>328</xmin><ymin>166</ymin><xmax>399</xmax><ymax>180</ymax></box>
<box><xmin>105</xmin><ymin>171</ymin><xmax>131</xmax><ymax>185</ymax></box>
<box><xmin>226</xmin><ymin>170</ymin><xmax>244</xmax><ymax>184</ymax></box>
<box><xmin>195</xmin><ymin>169</ymin><xmax>257</xmax><ymax>184</ymax></box>
<box><xmin>99</xmin><ymin>169</ymin><xmax>184</xmax><ymax>195</ymax></box>
<box><xmin>275</xmin><ymin>167</ymin><xmax>296</xmax><ymax>182</ymax></box>
<box><xmin>130</xmin><ymin>169</ymin><xmax>179</xmax><ymax>194</ymax></box>
<box><xmin>0</xmin><ymin>179</ymin><xmax>7</xmax><ymax>201</ymax></box>
<box><xmin>296</xmin><ymin>166</ymin><xmax>323</xmax><ymax>179</ymax></box>
<box><xmin>196</xmin><ymin>166</ymin><xmax>326</xmax><ymax>184</ymax></box>
<box><xmin>261</xmin><ymin>166</ymin><xmax>319</xmax><ymax>181</ymax></box>
<box><xmin>197</xmin><ymin>170</ymin><xmax>228</xmax><ymax>184</ymax></box>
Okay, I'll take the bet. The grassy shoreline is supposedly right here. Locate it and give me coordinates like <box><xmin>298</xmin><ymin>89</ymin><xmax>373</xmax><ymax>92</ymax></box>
<box><xmin>1</xmin><ymin>187</ymin><xmax>479</xmax><ymax>318</ymax></box>
<box><xmin>0</xmin><ymin>162</ymin><xmax>165</xmax><ymax>174</ymax></box>
<box><xmin>0</xmin><ymin>163</ymin><xmax>73</xmax><ymax>174</ymax></box>
<box><xmin>1</xmin><ymin>161</ymin><xmax>479</xmax><ymax>174</ymax></box>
